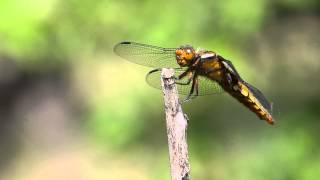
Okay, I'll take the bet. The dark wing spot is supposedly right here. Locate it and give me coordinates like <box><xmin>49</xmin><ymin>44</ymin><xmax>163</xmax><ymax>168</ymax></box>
<box><xmin>120</xmin><ymin>41</ymin><xmax>131</xmax><ymax>44</ymax></box>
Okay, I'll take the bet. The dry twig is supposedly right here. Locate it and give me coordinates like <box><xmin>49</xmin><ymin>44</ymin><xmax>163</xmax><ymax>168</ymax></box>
<box><xmin>161</xmin><ymin>68</ymin><xmax>191</xmax><ymax>180</ymax></box>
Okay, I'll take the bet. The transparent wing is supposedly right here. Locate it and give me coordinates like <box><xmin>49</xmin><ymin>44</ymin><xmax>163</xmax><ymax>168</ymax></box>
<box><xmin>242</xmin><ymin>81</ymin><xmax>272</xmax><ymax>113</ymax></box>
<box><xmin>146</xmin><ymin>69</ymin><xmax>224</xmax><ymax>96</ymax></box>
<box><xmin>113</xmin><ymin>41</ymin><xmax>180</xmax><ymax>68</ymax></box>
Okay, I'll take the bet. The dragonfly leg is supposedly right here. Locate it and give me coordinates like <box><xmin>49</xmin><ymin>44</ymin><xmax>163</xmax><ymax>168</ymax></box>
<box><xmin>176</xmin><ymin>68</ymin><xmax>192</xmax><ymax>79</ymax></box>
<box><xmin>175</xmin><ymin>71</ymin><xmax>194</xmax><ymax>85</ymax></box>
<box><xmin>175</xmin><ymin>57</ymin><xmax>199</xmax><ymax>81</ymax></box>
<box><xmin>181</xmin><ymin>74</ymin><xmax>198</xmax><ymax>103</ymax></box>
<box><xmin>194</xmin><ymin>77</ymin><xmax>199</xmax><ymax>96</ymax></box>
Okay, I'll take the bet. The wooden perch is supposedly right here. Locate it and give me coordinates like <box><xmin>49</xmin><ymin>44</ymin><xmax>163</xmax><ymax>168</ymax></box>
<box><xmin>161</xmin><ymin>68</ymin><xmax>191</xmax><ymax>180</ymax></box>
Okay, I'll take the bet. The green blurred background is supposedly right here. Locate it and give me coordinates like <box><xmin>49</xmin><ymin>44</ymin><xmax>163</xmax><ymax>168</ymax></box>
<box><xmin>0</xmin><ymin>0</ymin><xmax>320</xmax><ymax>179</ymax></box>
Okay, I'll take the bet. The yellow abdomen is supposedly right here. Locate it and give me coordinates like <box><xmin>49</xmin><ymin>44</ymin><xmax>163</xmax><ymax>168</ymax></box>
<box><xmin>202</xmin><ymin>60</ymin><xmax>274</xmax><ymax>124</ymax></box>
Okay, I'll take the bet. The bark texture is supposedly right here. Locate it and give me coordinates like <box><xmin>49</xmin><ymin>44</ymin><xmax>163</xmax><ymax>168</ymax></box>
<box><xmin>161</xmin><ymin>68</ymin><xmax>190</xmax><ymax>180</ymax></box>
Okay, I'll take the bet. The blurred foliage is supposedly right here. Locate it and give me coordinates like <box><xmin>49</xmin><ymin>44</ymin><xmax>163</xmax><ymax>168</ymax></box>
<box><xmin>0</xmin><ymin>0</ymin><xmax>320</xmax><ymax>179</ymax></box>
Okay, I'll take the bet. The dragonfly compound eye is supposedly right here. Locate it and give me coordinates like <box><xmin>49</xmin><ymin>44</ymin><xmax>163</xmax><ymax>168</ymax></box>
<box><xmin>184</xmin><ymin>48</ymin><xmax>195</xmax><ymax>60</ymax></box>
<box><xmin>175</xmin><ymin>47</ymin><xmax>195</xmax><ymax>67</ymax></box>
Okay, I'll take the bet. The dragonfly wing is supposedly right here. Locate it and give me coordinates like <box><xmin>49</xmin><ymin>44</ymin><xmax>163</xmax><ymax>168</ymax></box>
<box><xmin>114</xmin><ymin>42</ymin><xmax>180</xmax><ymax>68</ymax></box>
<box><xmin>146</xmin><ymin>69</ymin><xmax>224</xmax><ymax>96</ymax></box>
<box><xmin>242</xmin><ymin>81</ymin><xmax>272</xmax><ymax>113</ymax></box>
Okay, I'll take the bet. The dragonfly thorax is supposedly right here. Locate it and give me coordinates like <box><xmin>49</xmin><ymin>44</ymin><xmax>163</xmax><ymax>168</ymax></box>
<box><xmin>175</xmin><ymin>45</ymin><xmax>196</xmax><ymax>67</ymax></box>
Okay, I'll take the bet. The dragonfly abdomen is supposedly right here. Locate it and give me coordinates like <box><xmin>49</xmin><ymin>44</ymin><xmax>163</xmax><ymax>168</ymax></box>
<box><xmin>227</xmin><ymin>81</ymin><xmax>274</xmax><ymax>124</ymax></box>
<box><xmin>203</xmin><ymin>59</ymin><xmax>274</xmax><ymax>125</ymax></box>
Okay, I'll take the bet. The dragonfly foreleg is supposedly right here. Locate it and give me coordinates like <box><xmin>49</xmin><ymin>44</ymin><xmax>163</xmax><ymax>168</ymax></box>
<box><xmin>177</xmin><ymin>68</ymin><xmax>192</xmax><ymax>79</ymax></box>
<box><xmin>174</xmin><ymin>58</ymin><xmax>200</xmax><ymax>85</ymax></box>
<box><xmin>175</xmin><ymin>71</ymin><xmax>194</xmax><ymax>85</ymax></box>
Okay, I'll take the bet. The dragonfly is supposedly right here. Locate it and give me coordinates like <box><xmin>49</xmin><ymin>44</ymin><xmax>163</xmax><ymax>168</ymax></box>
<box><xmin>113</xmin><ymin>41</ymin><xmax>274</xmax><ymax>125</ymax></box>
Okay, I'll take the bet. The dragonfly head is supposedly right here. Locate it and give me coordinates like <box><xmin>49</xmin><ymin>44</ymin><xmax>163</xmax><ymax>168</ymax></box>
<box><xmin>175</xmin><ymin>45</ymin><xmax>196</xmax><ymax>67</ymax></box>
